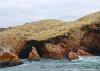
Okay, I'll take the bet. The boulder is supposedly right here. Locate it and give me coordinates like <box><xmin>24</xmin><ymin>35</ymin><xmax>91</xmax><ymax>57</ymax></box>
<box><xmin>0</xmin><ymin>51</ymin><xmax>22</xmax><ymax>67</ymax></box>
<box><xmin>28</xmin><ymin>47</ymin><xmax>40</xmax><ymax>61</ymax></box>
<box><xmin>68</xmin><ymin>51</ymin><xmax>79</xmax><ymax>60</ymax></box>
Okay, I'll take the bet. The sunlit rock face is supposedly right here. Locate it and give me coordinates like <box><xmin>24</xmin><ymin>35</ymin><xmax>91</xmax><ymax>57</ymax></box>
<box><xmin>28</xmin><ymin>47</ymin><xmax>40</xmax><ymax>60</ymax></box>
<box><xmin>0</xmin><ymin>51</ymin><xmax>22</xmax><ymax>67</ymax></box>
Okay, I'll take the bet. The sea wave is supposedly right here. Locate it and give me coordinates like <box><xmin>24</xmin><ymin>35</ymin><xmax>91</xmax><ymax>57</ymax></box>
<box><xmin>0</xmin><ymin>56</ymin><xmax>100</xmax><ymax>71</ymax></box>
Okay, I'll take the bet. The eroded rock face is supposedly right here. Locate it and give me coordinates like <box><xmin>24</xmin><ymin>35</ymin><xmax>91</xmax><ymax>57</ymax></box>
<box><xmin>0</xmin><ymin>34</ymin><xmax>26</xmax><ymax>66</ymax></box>
<box><xmin>0</xmin><ymin>12</ymin><xmax>100</xmax><ymax>67</ymax></box>
<box><xmin>1</xmin><ymin>24</ymin><xmax>100</xmax><ymax>67</ymax></box>
<box><xmin>43</xmin><ymin>43</ymin><xmax>65</xmax><ymax>59</ymax></box>
<box><xmin>60</xmin><ymin>39</ymin><xmax>79</xmax><ymax>54</ymax></box>
<box><xmin>42</xmin><ymin>35</ymin><xmax>80</xmax><ymax>60</ymax></box>
<box><xmin>80</xmin><ymin>24</ymin><xmax>100</xmax><ymax>55</ymax></box>
<box><xmin>0</xmin><ymin>51</ymin><xmax>22</xmax><ymax>67</ymax></box>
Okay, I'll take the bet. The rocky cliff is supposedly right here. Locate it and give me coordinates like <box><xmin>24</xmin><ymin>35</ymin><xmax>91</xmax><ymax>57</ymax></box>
<box><xmin>0</xmin><ymin>12</ymin><xmax>100</xmax><ymax>67</ymax></box>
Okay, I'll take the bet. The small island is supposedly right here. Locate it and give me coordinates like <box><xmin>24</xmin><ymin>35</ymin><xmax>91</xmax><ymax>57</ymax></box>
<box><xmin>0</xmin><ymin>11</ymin><xmax>100</xmax><ymax>67</ymax></box>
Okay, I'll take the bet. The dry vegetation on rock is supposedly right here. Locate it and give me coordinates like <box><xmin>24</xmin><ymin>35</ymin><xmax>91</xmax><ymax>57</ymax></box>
<box><xmin>0</xmin><ymin>11</ymin><xmax>100</xmax><ymax>67</ymax></box>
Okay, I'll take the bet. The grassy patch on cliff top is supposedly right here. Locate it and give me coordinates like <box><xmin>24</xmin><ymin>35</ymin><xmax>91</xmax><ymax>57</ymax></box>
<box><xmin>0</xmin><ymin>11</ymin><xmax>100</xmax><ymax>41</ymax></box>
<box><xmin>1</xmin><ymin>19</ymin><xmax>73</xmax><ymax>41</ymax></box>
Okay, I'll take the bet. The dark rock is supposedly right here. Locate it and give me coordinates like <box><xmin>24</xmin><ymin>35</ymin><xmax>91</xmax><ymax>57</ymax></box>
<box><xmin>80</xmin><ymin>24</ymin><xmax>100</xmax><ymax>55</ymax></box>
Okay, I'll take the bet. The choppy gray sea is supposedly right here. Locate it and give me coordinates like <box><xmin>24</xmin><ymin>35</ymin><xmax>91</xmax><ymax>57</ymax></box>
<box><xmin>0</xmin><ymin>56</ymin><xmax>100</xmax><ymax>71</ymax></box>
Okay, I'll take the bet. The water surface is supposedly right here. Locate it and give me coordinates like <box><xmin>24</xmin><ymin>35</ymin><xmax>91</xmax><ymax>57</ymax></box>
<box><xmin>0</xmin><ymin>56</ymin><xmax>100</xmax><ymax>71</ymax></box>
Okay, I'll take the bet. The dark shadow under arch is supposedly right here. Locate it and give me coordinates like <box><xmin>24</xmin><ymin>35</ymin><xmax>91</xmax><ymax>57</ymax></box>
<box><xmin>18</xmin><ymin>40</ymin><xmax>45</xmax><ymax>59</ymax></box>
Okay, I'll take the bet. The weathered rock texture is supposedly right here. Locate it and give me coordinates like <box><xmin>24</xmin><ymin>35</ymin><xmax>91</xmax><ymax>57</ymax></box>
<box><xmin>28</xmin><ymin>47</ymin><xmax>40</xmax><ymax>60</ymax></box>
<box><xmin>0</xmin><ymin>11</ymin><xmax>100</xmax><ymax>67</ymax></box>
<box><xmin>80</xmin><ymin>23</ymin><xmax>100</xmax><ymax>55</ymax></box>
<box><xmin>0</xmin><ymin>33</ymin><xmax>26</xmax><ymax>67</ymax></box>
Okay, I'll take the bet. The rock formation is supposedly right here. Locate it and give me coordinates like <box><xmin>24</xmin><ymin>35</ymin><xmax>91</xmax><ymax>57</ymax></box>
<box><xmin>80</xmin><ymin>23</ymin><xmax>100</xmax><ymax>55</ymax></box>
<box><xmin>28</xmin><ymin>47</ymin><xmax>40</xmax><ymax>60</ymax></box>
<box><xmin>0</xmin><ymin>11</ymin><xmax>100</xmax><ymax>67</ymax></box>
<box><xmin>0</xmin><ymin>33</ymin><xmax>26</xmax><ymax>67</ymax></box>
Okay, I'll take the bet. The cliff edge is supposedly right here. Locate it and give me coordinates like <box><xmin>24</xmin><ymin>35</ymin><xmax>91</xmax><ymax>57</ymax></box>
<box><xmin>0</xmin><ymin>11</ymin><xmax>100</xmax><ymax>67</ymax></box>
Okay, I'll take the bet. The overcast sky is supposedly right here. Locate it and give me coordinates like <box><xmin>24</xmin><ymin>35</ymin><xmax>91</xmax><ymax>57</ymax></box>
<box><xmin>0</xmin><ymin>0</ymin><xmax>100</xmax><ymax>28</ymax></box>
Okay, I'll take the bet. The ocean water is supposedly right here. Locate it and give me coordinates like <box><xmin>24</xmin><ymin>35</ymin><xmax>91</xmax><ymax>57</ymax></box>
<box><xmin>0</xmin><ymin>56</ymin><xmax>100</xmax><ymax>71</ymax></box>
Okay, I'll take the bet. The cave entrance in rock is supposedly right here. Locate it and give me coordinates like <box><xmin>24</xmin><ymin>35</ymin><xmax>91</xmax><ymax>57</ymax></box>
<box><xmin>18</xmin><ymin>40</ymin><xmax>45</xmax><ymax>59</ymax></box>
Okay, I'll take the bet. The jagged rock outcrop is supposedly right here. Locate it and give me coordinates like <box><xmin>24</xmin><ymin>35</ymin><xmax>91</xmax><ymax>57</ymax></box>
<box><xmin>0</xmin><ymin>52</ymin><xmax>22</xmax><ymax>67</ymax></box>
<box><xmin>0</xmin><ymin>11</ymin><xmax>100</xmax><ymax>67</ymax></box>
<box><xmin>28</xmin><ymin>47</ymin><xmax>40</xmax><ymax>60</ymax></box>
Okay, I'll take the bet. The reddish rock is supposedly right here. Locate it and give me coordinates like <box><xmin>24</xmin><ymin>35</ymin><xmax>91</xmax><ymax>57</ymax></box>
<box><xmin>28</xmin><ymin>47</ymin><xmax>40</xmax><ymax>61</ymax></box>
<box><xmin>68</xmin><ymin>51</ymin><xmax>79</xmax><ymax>60</ymax></box>
<box><xmin>59</xmin><ymin>38</ymin><xmax>80</xmax><ymax>60</ymax></box>
<box><xmin>80</xmin><ymin>31</ymin><xmax>95</xmax><ymax>50</ymax></box>
<box><xmin>44</xmin><ymin>43</ymin><xmax>65</xmax><ymax>59</ymax></box>
<box><xmin>60</xmin><ymin>39</ymin><xmax>79</xmax><ymax>54</ymax></box>
<box><xmin>77</xmin><ymin>48</ymin><xmax>92</xmax><ymax>56</ymax></box>
<box><xmin>0</xmin><ymin>51</ymin><xmax>22</xmax><ymax>67</ymax></box>
<box><xmin>0</xmin><ymin>34</ymin><xmax>26</xmax><ymax>66</ymax></box>
<box><xmin>80</xmin><ymin>24</ymin><xmax>100</xmax><ymax>55</ymax></box>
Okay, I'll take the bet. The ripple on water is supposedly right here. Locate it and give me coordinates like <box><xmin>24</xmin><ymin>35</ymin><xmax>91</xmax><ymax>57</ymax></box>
<box><xmin>0</xmin><ymin>56</ymin><xmax>100</xmax><ymax>71</ymax></box>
